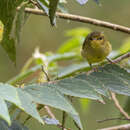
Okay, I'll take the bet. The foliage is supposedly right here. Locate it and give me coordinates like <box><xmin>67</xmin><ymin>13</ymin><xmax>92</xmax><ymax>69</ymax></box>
<box><xmin>0</xmin><ymin>0</ymin><xmax>130</xmax><ymax>130</ymax></box>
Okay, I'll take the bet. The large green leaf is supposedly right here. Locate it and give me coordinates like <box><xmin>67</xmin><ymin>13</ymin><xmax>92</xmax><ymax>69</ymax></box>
<box><xmin>0</xmin><ymin>0</ymin><xmax>23</xmax><ymax>63</ymax></box>
<box><xmin>0</xmin><ymin>83</ymin><xmax>43</xmax><ymax>125</ymax></box>
<box><xmin>24</xmin><ymin>83</ymin><xmax>83</xmax><ymax>129</ymax></box>
<box><xmin>56</xmin><ymin>78</ymin><xmax>103</xmax><ymax>101</ymax></box>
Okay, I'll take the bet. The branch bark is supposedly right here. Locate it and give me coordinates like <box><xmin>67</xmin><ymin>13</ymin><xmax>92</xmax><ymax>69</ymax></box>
<box><xmin>17</xmin><ymin>7</ymin><xmax>130</xmax><ymax>34</ymax></box>
<box><xmin>111</xmin><ymin>92</ymin><xmax>130</xmax><ymax>119</ymax></box>
<box><xmin>100</xmin><ymin>123</ymin><xmax>130</xmax><ymax>130</ymax></box>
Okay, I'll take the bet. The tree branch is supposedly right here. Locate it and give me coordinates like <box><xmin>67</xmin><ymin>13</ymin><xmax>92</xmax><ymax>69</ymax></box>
<box><xmin>100</xmin><ymin>123</ymin><xmax>130</xmax><ymax>130</ymax></box>
<box><xmin>17</xmin><ymin>7</ymin><xmax>130</xmax><ymax>34</ymax></box>
<box><xmin>111</xmin><ymin>92</ymin><xmax>130</xmax><ymax>119</ymax></box>
<box><xmin>113</xmin><ymin>52</ymin><xmax>130</xmax><ymax>63</ymax></box>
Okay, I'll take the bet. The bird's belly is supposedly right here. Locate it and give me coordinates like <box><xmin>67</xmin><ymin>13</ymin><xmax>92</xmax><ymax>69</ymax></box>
<box><xmin>83</xmin><ymin>45</ymin><xmax>111</xmax><ymax>63</ymax></box>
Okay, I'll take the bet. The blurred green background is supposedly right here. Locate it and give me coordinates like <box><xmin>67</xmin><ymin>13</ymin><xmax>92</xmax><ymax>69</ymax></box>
<box><xmin>0</xmin><ymin>0</ymin><xmax>130</xmax><ymax>129</ymax></box>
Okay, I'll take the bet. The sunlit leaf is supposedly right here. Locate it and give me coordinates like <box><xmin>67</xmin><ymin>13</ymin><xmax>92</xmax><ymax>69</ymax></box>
<box><xmin>57</xmin><ymin>37</ymin><xmax>82</xmax><ymax>53</ymax></box>
<box><xmin>0</xmin><ymin>21</ymin><xmax>4</xmax><ymax>43</ymax></box>
<box><xmin>65</xmin><ymin>27</ymin><xmax>91</xmax><ymax>37</ymax></box>
<box><xmin>120</xmin><ymin>38</ymin><xmax>130</xmax><ymax>54</ymax></box>
<box><xmin>79</xmin><ymin>98</ymin><xmax>90</xmax><ymax>113</ymax></box>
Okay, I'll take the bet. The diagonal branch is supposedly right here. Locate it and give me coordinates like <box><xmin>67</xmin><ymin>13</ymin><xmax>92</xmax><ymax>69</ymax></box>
<box><xmin>111</xmin><ymin>92</ymin><xmax>130</xmax><ymax>119</ymax></box>
<box><xmin>17</xmin><ymin>7</ymin><xmax>130</xmax><ymax>34</ymax></box>
<box><xmin>100</xmin><ymin>123</ymin><xmax>130</xmax><ymax>130</ymax></box>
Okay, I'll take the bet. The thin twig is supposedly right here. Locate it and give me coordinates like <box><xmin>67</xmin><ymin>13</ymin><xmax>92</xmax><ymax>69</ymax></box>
<box><xmin>112</xmin><ymin>52</ymin><xmax>130</xmax><ymax>63</ymax></box>
<box><xmin>62</xmin><ymin>111</ymin><xmax>67</xmax><ymax>130</ymax></box>
<box><xmin>97</xmin><ymin>117</ymin><xmax>130</xmax><ymax>123</ymax></box>
<box><xmin>41</xmin><ymin>65</ymin><xmax>50</xmax><ymax>81</ymax></box>
<box><xmin>111</xmin><ymin>92</ymin><xmax>130</xmax><ymax>119</ymax></box>
<box><xmin>100</xmin><ymin>123</ymin><xmax>130</xmax><ymax>130</ymax></box>
<box><xmin>17</xmin><ymin>7</ymin><xmax>130</xmax><ymax>34</ymax></box>
<box><xmin>44</xmin><ymin>106</ymin><xmax>71</xmax><ymax>130</ymax></box>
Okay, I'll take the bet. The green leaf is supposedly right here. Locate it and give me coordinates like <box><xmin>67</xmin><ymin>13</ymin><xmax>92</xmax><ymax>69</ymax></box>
<box><xmin>56</xmin><ymin>78</ymin><xmax>103</xmax><ymax>101</ymax></box>
<box><xmin>58</xmin><ymin>62</ymin><xmax>90</xmax><ymax>78</ymax></box>
<box><xmin>79</xmin><ymin>98</ymin><xmax>90</xmax><ymax>112</ymax></box>
<box><xmin>0</xmin><ymin>98</ymin><xmax>11</xmax><ymax>125</ymax></box>
<box><xmin>0</xmin><ymin>83</ymin><xmax>21</xmax><ymax>106</ymax></box>
<box><xmin>47</xmin><ymin>52</ymin><xmax>77</xmax><ymax>63</ymax></box>
<box><xmin>24</xmin><ymin>84</ymin><xmax>83</xmax><ymax>129</ymax></box>
<box><xmin>0</xmin><ymin>0</ymin><xmax>23</xmax><ymax>63</ymax></box>
<box><xmin>65</xmin><ymin>27</ymin><xmax>91</xmax><ymax>37</ymax></box>
<box><xmin>120</xmin><ymin>38</ymin><xmax>130</xmax><ymax>54</ymax></box>
<box><xmin>17</xmin><ymin>89</ymin><xmax>44</xmax><ymax>124</ymax></box>
<box><xmin>58</xmin><ymin>28</ymin><xmax>91</xmax><ymax>53</ymax></box>
<box><xmin>49</xmin><ymin>0</ymin><xmax>59</xmax><ymax>25</ymax></box>
<box><xmin>0</xmin><ymin>83</ymin><xmax>43</xmax><ymax>125</ymax></box>
<box><xmin>0</xmin><ymin>21</ymin><xmax>4</xmax><ymax>42</ymax></box>
<box><xmin>11</xmin><ymin>2</ymin><xmax>29</xmax><ymax>44</ymax></box>
<box><xmin>0</xmin><ymin>120</ymin><xmax>29</xmax><ymax>130</ymax></box>
<box><xmin>57</xmin><ymin>37</ymin><xmax>82</xmax><ymax>53</ymax></box>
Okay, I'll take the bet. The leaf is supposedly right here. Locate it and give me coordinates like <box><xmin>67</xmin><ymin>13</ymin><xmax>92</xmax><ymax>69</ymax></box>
<box><xmin>0</xmin><ymin>0</ymin><xmax>23</xmax><ymax>63</ymax></box>
<box><xmin>76</xmin><ymin>0</ymin><xmax>88</xmax><ymax>5</ymax></box>
<box><xmin>47</xmin><ymin>52</ymin><xmax>77</xmax><ymax>63</ymax></box>
<box><xmin>11</xmin><ymin>2</ymin><xmax>29</xmax><ymax>44</ymax></box>
<box><xmin>0</xmin><ymin>119</ymin><xmax>29</xmax><ymax>130</ymax></box>
<box><xmin>79</xmin><ymin>98</ymin><xmax>90</xmax><ymax>112</ymax></box>
<box><xmin>0</xmin><ymin>83</ymin><xmax>43</xmax><ymax>125</ymax></box>
<box><xmin>24</xmin><ymin>83</ymin><xmax>83</xmax><ymax>129</ymax></box>
<box><xmin>0</xmin><ymin>83</ymin><xmax>21</xmax><ymax>106</ymax></box>
<box><xmin>0</xmin><ymin>21</ymin><xmax>4</xmax><ymax>42</ymax></box>
<box><xmin>0</xmin><ymin>98</ymin><xmax>11</xmax><ymax>125</ymax></box>
<box><xmin>56</xmin><ymin>78</ymin><xmax>103</xmax><ymax>101</ymax></box>
<box><xmin>8</xmin><ymin>120</ymin><xmax>29</xmax><ymax>130</ymax></box>
<box><xmin>120</xmin><ymin>38</ymin><xmax>130</xmax><ymax>54</ymax></box>
<box><xmin>58</xmin><ymin>62</ymin><xmax>90</xmax><ymax>78</ymax></box>
<box><xmin>58</xmin><ymin>28</ymin><xmax>91</xmax><ymax>53</ymax></box>
<box><xmin>58</xmin><ymin>37</ymin><xmax>82</xmax><ymax>53</ymax></box>
<box><xmin>49</xmin><ymin>0</ymin><xmax>59</xmax><ymax>25</ymax></box>
<box><xmin>17</xmin><ymin>89</ymin><xmax>44</xmax><ymax>124</ymax></box>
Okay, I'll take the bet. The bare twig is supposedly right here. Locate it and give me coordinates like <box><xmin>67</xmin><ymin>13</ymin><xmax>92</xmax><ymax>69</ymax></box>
<box><xmin>44</xmin><ymin>106</ymin><xmax>71</xmax><ymax>130</ymax></box>
<box><xmin>113</xmin><ymin>52</ymin><xmax>130</xmax><ymax>63</ymax></box>
<box><xmin>100</xmin><ymin>123</ymin><xmax>130</xmax><ymax>130</ymax></box>
<box><xmin>97</xmin><ymin>117</ymin><xmax>130</xmax><ymax>123</ymax></box>
<box><xmin>111</xmin><ymin>92</ymin><xmax>130</xmax><ymax>119</ymax></box>
<box><xmin>62</xmin><ymin>111</ymin><xmax>67</xmax><ymax>130</ymax></box>
<box><xmin>41</xmin><ymin>65</ymin><xmax>50</xmax><ymax>81</ymax></box>
<box><xmin>17</xmin><ymin>7</ymin><xmax>130</xmax><ymax>34</ymax></box>
<box><xmin>44</xmin><ymin>106</ymin><xmax>56</xmax><ymax>119</ymax></box>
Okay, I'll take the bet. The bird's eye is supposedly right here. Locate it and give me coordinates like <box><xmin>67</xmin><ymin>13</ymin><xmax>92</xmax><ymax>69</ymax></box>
<box><xmin>97</xmin><ymin>37</ymin><xmax>103</xmax><ymax>40</ymax></box>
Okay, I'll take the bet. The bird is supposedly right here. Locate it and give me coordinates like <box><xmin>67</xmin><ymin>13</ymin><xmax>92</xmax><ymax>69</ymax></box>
<box><xmin>81</xmin><ymin>31</ymin><xmax>112</xmax><ymax>68</ymax></box>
